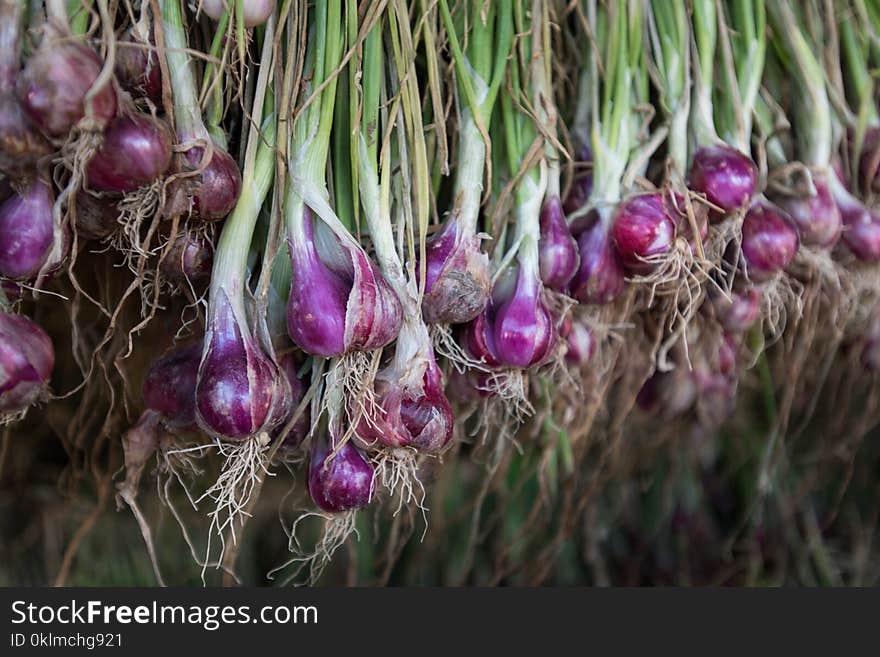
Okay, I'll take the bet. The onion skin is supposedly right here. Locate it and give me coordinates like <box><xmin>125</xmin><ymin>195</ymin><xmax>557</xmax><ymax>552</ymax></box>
<box><xmin>86</xmin><ymin>114</ymin><xmax>173</xmax><ymax>193</ymax></box>
<box><xmin>72</xmin><ymin>191</ymin><xmax>119</xmax><ymax>240</ymax></box>
<box><xmin>160</xmin><ymin>230</ymin><xmax>214</xmax><ymax>284</ymax></box>
<box><xmin>115</xmin><ymin>30</ymin><xmax>162</xmax><ymax>104</ymax></box>
<box><xmin>165</xmin><ymin>145</ymin><xmax>242</xmax><ymax>222</ymax></box>
<box><xmin>195</xmin><ymin>291</ymin><xmax>290</xmax><ymax>440</ymax></box>
<box><xmin>463</xmin><ymin>309</ymin><xmax>501</xmax><ymax>367</ymax></box>
<box><xmin>273</xmin><ymin>352</ymin><xmax>310</xmax><ymax>449</ymax></box>
<box><xmin>775</xmin><ymin>176</ymin><xmax>841</xmax><ymax>249</ymax></box>
<box><xmin>712</xmin><ymin>287</ymin><xmax>761</xmax><ymax>333</ymax></box>
<box><xmin>570</xmin><ymin>210</ymin><xmax>626</xmax><ymax>305</ymax></box>
<box><xmin>740</xmin><ymin>199</ymin><xmax>799</xmax><ymax>282</ymax></box>
<box><xmin>564</xmin><ymin>320</ymin><xmax>595</xmax><ymax>366</ymax></box>
<box><xmin>420</xmin><ymin>217</ymin><xmax>491</xmax><ymax>325</ymax></box>
<box><xmin>143</xmin><ymin>343</ymin><xmax>201</xmax><ymax>430</ymax></box>
<box><xmin>17</xmin><ymin>39</ymin><xmax>117</xmax><ymax>138</ymax></box>
<box><xmin>611</xmin><ymin>193</ymin><xmax>676</xmax><ymax>273</ymax></box>
<box><xmin>0</xmin><ymin>311</ymin><xmax>54</xmax><ymax>418</ymax></box>
<box><xmin>287</xmin><ymin>210</ymin><xmax>402</xmax><ymax>357</ymax></box>
<box><xmin>490</xmin><ymin>265</ymin><xmax>555</xmax><ymax>369</ymax></box>
<box><xmin>308</xmin><ymin>432</ymin><xmax>374</xmax><ymax>513</ymax></box>
<box><xmin>0</xmin><ymin>179</ymin><xmax>54</xmax><ymax>280</ymax></box>
<box><xmin>840</xmin><ymin>206</ymin><xmax>880</xmax><ymax>263</ymax></box>
<box><xmin>538</xmin><ymin>196</ymin><xmax>579</xmax><ymax>291</ymax></box>
<box><xmin>687</xmin><ymin>144</ymin><xmax>757</xmax><ymax>218</ymax></box>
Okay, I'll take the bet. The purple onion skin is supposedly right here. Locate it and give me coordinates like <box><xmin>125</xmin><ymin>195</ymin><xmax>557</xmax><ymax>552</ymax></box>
<box><xmin>287</xmin><ymin>210</ymin><xmax>402</xmax><ymax>357</ymax></box>
<box><xmin>165</xmin><ymin>145</ymin><xmax>242</xmax><ymax>222</ymax></box>
<box><xmin>0</xmin><ymin>179</ymin><xmax>54</xmax><ymax>280</ymax></box>
<box><xmin>775</xmin><ymin>177</ymin><xmax>841</xmax><ymax>248</ymax></box>
<box><xmin>611</xmin><ymin>193</ymin><xmax>676</xmax><ymax>273</ymax></box>
<box><xmin>740</xmin><ymin>200</ymin><xmax>799</xmax><ymax>282</ymax></box>
<box><xmin>0</xmin><ymin>311</ymin><xmax>54</xmax><ymax>416</ymax></box>
<box><xmin>308</xmin><ymin>432</ymin><xmax>374</xmax><ymax>513</ymax></box>
<box><xmin>72</xmin><ymin>191</ymin><xmax>119</xmax><ymax>240</ymax></box>
<box><xmin>273</xmin><ymin>352</ymin><xmax>310</xmax><ymax>449</ymax></box>
<box><xmin>160</xmin><ymin>230</ymin><xmax>214</xmax><ymax>283</ymax></box>
<box><xmin>539</xmin><ymin>196</ymin><xmax>579</xmax><ymax>291</ymax></box>
<box><xmin>463</xmin><ymin>309</ymin><xmax>501</xmax><ymax>366</ymax></box>
<box><xmin>840</xmin><ymin>205</ymin><xmax>880</xmax><ymax>262</ymax></box>
<box><xmin>687</xmin><ymin>144</ymin><xmax>757</xmax><ymax>218</ymax></box>
<box><xmin>357</xmin><ymin>356</ymin><xmax>453</xmax><ymax>453</ymax></box>
<box><xmin>115</xmin><ymin>31</ymin><xmax>162</xmax><ymax>104</ymax></box>
<box><xmin>86</xmin><ymin>114</ymin><xmax>172</xmax><ymax>193</ymax></box>
<box><xmin>713</xmin><ymin>287</ymin><xmax>761</xmax><ymax>333</ymax></box>
<box><xmin>491</xmin><ymin>265</ymin><xmax>555</xmax><ymax>369</ymax></box>
<box><xmin>201</xmin><ymin>0</ymin><xmax>276</xmax><ymax>28</ymax></box>
<box><xmin>143</xmin><ymin>343</ymin><xmax>201</xmax><ymax>430</ymax></box>
<box><xmin>420</xmin><ymin>217</ymin><xmax>491</xmax><ymax>325</ymax></box>
<box><xmin>564</xmin><ymin>320</ymin><xmax>595</xmax><ymax>366</ymax></box>
<box><xmin>195</xmin><ymin>291</ymin><xmax>290</xmax><ymax>440</ymax></box>
<box><xmin>570</xmin><ymin>210</ymin><xmax>626</xmax><ymax>305</ymax></box>
<box><xmin>17</xmin><ymin>40</ymin><xmax>117</xmax><ymax>138</ymax></box>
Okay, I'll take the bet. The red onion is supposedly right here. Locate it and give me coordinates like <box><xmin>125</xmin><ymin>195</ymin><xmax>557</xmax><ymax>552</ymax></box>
<box><xmin>420</xmin><ymin>217</ymin><xmax>491</xmax><ymax>325</ymax></box>
<box><xmin>143</xmin><ymin>343</ymin><xmax>200</xmax><ymax>430</ymax></box>
<box><xmin>611</xmin><ymin>193</ymin><xmax>676</xmax><ymax>273</ymax></box>
<box><xmin>17</xmin><ymin>37</ymin><xmax>116</xmax><ymax>138</ymax></box>
<box><xmin>563</xmin><ymin>319</ymin><xmax>595</xmax><ymax>366</ymax></box>
<box><xmin>0</xmin><ymin>179</ymin><xmax>54</xmax><ymax>280</ymax></box>
<box><xmin>115</xmin><ymin>28</ymin><xmax>163</xmax><ymax>104</ymax></box>
<box><xmin>164</xmin><ymin>143</ymin><xmax>241</xmax><ymax>222</ymax></box>
<box><xmin>570</xmin><ymin>209</ymin><xmax>626</xmax><ymax>304</ymax></box>
<box><xmin>538</xmin><ymin>196</ymin><xmax>579</xmax><ymax>291</ymax></box>
<box><xmin>0</xmin><ymin>311</ymin><xmax>54</xmax><ymax>419</ymax></box>
<box><xmin>159</xmin><ymin>230</ymin><xmax>214</xmax><ymax>284</ymax></box>
<box><xmin>829</xmin><ymin>174</ymin><xmax>880</xmax><ymax>262</ymax></box>
<box><xmin>287</xmin><ymin>209</ymin><xmax>402</xmax><ymax>357</ymax></box>
<box><xmin>775</xmin><ymin>175</ymin><xmax>841</xmax><ymax>248</ymax></box>
<box><xmin>711</xmin><ymin>286</ymin><xmax>761</xmax><ymax>333</ymax></box>
<box><xmin>195</xmin><ymin>290</ymin><xmax>291</xmax><ymax>440</ymax></box>
<box><xmin>85</xmin><ymin>113</ymin><xmax>173</xmax><ymax>193</ymax></box>
<box><xmin>308</xmin><ymin>431</ymin><xmax>375</xmax><ymax>513</ymax></box>
<box><xmin>740</xmin><ymin>199</ymin><xmax>799</xmax><ymax>282</ymax></box>
<box><xmin>687</xmin><ymin>144</ymin><xmax>757</xmax><ymax>218</ymax></box>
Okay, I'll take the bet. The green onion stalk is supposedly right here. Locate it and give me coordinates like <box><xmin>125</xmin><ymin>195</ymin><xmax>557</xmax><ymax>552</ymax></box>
<box><xmin>461</xmin><ymin>0</ymin><xmax>559</xmax><ymax>375</ymax></box>
<box><xmin>767</xmin><ymin>0</ymin><xmax>849</xmax><ymax>251</ymax></box>
<box><xmin>567</xmin><ymin>0</ymin><xmax>637</xmax><ymax>305</ymax></box>
<box><xmin>194</xmin><ymin>17</ymin><xmax>292</xmax><ymax>444</ymax></box>
<box><xmin>282</xmin><ymin>0</ymin><xmax>402</xmax><ymax>411</ymax></box>
<box><xmin>347</xmin><ymin>7</ymin><xmax>453</xmax><ymax>456</ymax></box>
<box><xmin>420</xmin><ymin>0</ymin><xmax>513</xmax><ymax>326</ymax></box>
<box><xmin>684</xmin><ymin>0</ymin><xmax>758</xmax><ymax>221</ymax></box>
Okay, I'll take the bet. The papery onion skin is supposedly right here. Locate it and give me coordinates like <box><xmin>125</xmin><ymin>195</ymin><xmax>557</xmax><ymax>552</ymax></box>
<box><xmin>740</xmin><ymin>200</ymin><xmax>799</xmax><ymax>282</ymax></box>
<box><xmin>72</xmin><ymin>191</ymin><xmax>119</xmax><ymax>241</ymax></box>
<box><xmin>611</xmin><ymin>193</ymin><xmax>676</xmax><ymax>274</ymax></box>
<box><xmin>115</xmin><ymin>29</ymin><xmax>163</xmax><ymax>104</ymax></box>
<box><xmin>160</xmin><ymin>230</ymin><xmax>214</xmax><ymax>283</ymax></box>
<box><xmin>775</xmin><ymin>177</ymin><xmax>841</xmax><ymax>249</ymax></box>
<box><xmin>164</xmin><ymin>145</ymin><xmax>242</xmax><ymax>222</ymax></box>
<box><xmin>0</xmin><ymin>179</ymin><xmax>54</xmax><ymax>280</ymax></box>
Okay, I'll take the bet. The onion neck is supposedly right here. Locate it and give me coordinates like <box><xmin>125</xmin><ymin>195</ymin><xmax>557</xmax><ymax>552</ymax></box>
<box><xmin>160</xmin><ymin>0</ymin><xmax>208</xmax><ymax>141</ymax></box>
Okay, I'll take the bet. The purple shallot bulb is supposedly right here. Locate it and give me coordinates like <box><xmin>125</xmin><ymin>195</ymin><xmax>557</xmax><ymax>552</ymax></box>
<box><xmin>143</xmin><ymin>343</ymin><xmax>201</xmax><ymax>430</ymax></box>
<box><xmin>712</xmin><ymin>286</ymin><xmax>761</xmax><ymax>333</ymax></box>
<box><xmin>0</xmin><ymin>311</ymin><xmax>54</xmax><ymax>420</ymax></box>
<box><xmin>85</xmin><ymin>113</ymin><xmax>173</xmax><ymax>193</ymax></box>
<box><xmin>687</xmin><ymin>144</ymin><xmax>757</xmax><ymax>219</ymax></box>
<box><xmin>165</xmin><ymin>143</ymin><xmax>242</xmax><ymax>222</ymax></box>
<box><xmin>563</xmin><ymin>319</ymin><xmax>595</xmax><ymax>366</ymax></box>
<box><xmin>829</xmin><ymin>174</ymin><xmax>880</xmax><ymax>262</ymax></box>
<box><xmin>17</xmin><ymin>37</ymin><xmax>117</xmax><ymax>138</ymax></box>
<box><xmin>420</xmin><ymin>217</ymin><xmax>491</xmax><ymax>325</ymax></box>
<box><xmin>569</xmin><ymin>209</ymin><xmax>626</xmax><ymax>305</ymax></box>
<box><xmin>72</xmin><ymin>191</ymin><xmax>119</xmax><ymax>240</ymax></box>
<box><xmin>490</xmin><ymin>264</ymin><xmax>555</xmax><ymax>369</ymax></box>
<box><xmin>200</xmin><ymin>0</ymin><xmax>276</xmax><ymax>28</ymax></box>
<box><xmin>115</xmin><ymin>28</ymin><xmax>163</xmax><ymax>104</ymax></box>
<box><xmin>611</xmin><ymin>193</ymin><xmax>676</xmax><ymax>274</ymax></box>
<box><xmin>308</xmin><ymin>432</ymin><xmax>375</xmax><ymax>513</ymax></box>
<box><xmin>538</xmin><ymin>196</ymin><xmax>579</xmax><ymax>291</ymax></box>
<box><xmin>740</xmin><ymin>199</ymin><xmax>799</xmax><ymax>282</ymax></box>
<box><xmin>775</xmin><ymin>175</ymin><xmax>841</xmax><ymax>248</ymax></box>
<box><xmin>0</xmin><ymin>179</ymin><xmax>54</xmax><ymax>280</ymax></box>
<box><xmin>195</xmin><ymin>290</ymin><xmax>290</xmax><ymax>440</ymax></box>
<box><xmin>160</xmin><ymin>230</ymin><xmax>214</xmax><ymax>283</ymax></box>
